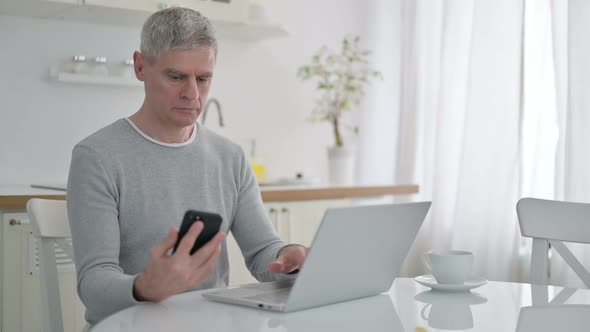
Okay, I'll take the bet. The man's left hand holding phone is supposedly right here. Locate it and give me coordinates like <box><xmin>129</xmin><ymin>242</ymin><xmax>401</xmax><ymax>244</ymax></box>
<box><xmin>133</xmin><ymin>210</ymin><xmax>225</xmax><ymax>302</ymax></box>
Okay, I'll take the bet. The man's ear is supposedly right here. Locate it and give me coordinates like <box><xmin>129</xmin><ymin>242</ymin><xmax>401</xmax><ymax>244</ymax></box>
<box><xmin>133</xmin><ymin>51</ymin><xmax>146</xmax><ymax>81</ymax></box>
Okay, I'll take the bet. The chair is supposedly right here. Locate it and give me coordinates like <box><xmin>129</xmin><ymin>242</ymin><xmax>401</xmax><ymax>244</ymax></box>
<box><xmin>516</xmin><ymin>197</ymin><xmax>590</xmax><ymax>288</ymax></box>
<box><xmin>26</xmin><ymin>198</ymin><xmax>74</xmax><ymax>332</ymax></box>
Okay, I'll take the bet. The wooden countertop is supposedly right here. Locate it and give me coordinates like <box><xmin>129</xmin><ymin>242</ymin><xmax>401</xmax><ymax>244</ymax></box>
<box><xmin>0</xmin><ymin>184</ymin><xmax>419</xmax><ymax>210</ymax></box>
<box><xmin>0</xmin><ymin>186</ymin><xmax>68</xmax><ymax>210</ymax></box>
<box><xmin>260</xmin><ymin>184</ymin><xmax>418</xmax><ymax>202</ymax></box>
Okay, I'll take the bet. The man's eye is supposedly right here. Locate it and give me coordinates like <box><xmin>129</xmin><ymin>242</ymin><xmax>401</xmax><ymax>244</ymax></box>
<box><xmin>197</xmin><ymin>77</ymin><xmax>210</xmax><ymax>84</ymax></box>
<box><xmin>169</xmin><ymin>74</ymin><xmax>182</xmax><ymax>81</ymax></box>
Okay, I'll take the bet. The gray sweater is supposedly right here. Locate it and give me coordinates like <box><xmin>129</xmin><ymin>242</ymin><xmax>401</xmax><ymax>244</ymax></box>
<box><xmin>67</xmin><ymin>119</ymin><xmax>287</xmax><ymax>324</ymax></box>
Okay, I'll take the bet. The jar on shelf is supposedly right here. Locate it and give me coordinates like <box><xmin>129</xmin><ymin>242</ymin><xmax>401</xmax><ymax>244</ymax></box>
<box><xmin>68</xmin><ymin>55</ymin><xmax>89</xmax><ymax>74</ymax></box>
<box><xmin>89</xmin><ymin>57</ymin><xmax>109</xmax><ymax>76</ymax></box>
<box><xmin>118</xmin><ymin>59</ymin><xmax>135</xmax><ymax>78</ymax></box>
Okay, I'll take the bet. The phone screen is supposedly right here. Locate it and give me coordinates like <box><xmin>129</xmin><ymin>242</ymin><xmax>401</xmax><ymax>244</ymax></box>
<box><xmin>173</xmin><ymin>210</ymin><xmax>223</xmax><ymax>255</ymax></box>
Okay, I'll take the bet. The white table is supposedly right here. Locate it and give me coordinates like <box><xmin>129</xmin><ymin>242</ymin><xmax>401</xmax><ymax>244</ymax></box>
<box><xmin>91</xmin><ymin>278</ymin><xmax>590</xmax><ymax>331</ymax></box>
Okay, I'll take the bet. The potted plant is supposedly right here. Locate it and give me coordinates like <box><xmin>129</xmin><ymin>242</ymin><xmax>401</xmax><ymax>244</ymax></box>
<box><xmin>297</xmin><ymin>35</ymin><xmax>381</xmax><ymax>185</ymax></box>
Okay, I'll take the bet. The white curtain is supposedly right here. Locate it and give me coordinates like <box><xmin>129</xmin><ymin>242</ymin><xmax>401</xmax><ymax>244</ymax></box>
<box><xmin>360</xmin><ymin>0</ymin><xmax>590</xmax><ymax>286</ymax></box>
<box><xmin>361</xmin><ymin>0</ymin><xmax>527</xmax><ymax>282</ymax></box>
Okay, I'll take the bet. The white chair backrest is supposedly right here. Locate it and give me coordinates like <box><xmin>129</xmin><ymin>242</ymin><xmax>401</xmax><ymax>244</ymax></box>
<box><xmin>26</xmin><ymin>198</ymin><xmax>71</xmax><ymax>332</ymax></box>
<box><xmin>517</xmin><ymin>197</ymin><xmax>590</xmax><ymax>288</ymax></box>
<box><xmin>28</xmin><ymin>198</ymin><xmax>71</xmax><ymax>238</ymax></box>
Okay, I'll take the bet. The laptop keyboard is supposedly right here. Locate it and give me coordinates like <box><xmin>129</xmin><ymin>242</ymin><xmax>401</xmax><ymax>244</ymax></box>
<box><xmin>241</xmin><ymin>280</ymin><xmax>294</xmax><ymax>291</ymax></box>
<box><xmin>245</xmin><ymin>288</ymin><xmax>291</xmax><ymax>304</ymax></box>
<box><xmin>209</xmin><ymin>281</ymin><xmax>294</xmax><ymax>303</ymax></box>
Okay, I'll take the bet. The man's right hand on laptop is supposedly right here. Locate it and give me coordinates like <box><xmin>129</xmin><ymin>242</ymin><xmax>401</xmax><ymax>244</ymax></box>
<box><xmin>133</xmin><ymin>222</ymin><xmax>225</xmax><ymax>302</ymax></box>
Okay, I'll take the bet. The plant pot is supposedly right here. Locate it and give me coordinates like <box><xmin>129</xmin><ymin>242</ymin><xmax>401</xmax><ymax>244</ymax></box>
<box><xmin>327</xmin><ymin>146</ymin><xmax>355</xmax><ymax>185</ymax></box>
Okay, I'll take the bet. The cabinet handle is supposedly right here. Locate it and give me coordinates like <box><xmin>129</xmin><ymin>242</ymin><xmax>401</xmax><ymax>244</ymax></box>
<box><xmin>269</xmin><ymin>208</ymin><xmax>278</xmax><ymax>230</ymax></box>
<box><xmin>8</xmin><ymin>218</ymin><xmax>29</xmax><ymax>226</ymax></box>
<box><xmin>280</xmin><ymin>207</ymin><xmax>292</xmax><ymax>243</ymax></box>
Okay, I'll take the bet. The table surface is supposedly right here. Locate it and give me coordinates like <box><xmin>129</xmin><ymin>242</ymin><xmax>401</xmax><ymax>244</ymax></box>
<box><xmin>91</xmin><ymin>278</ymin><xmax>590</xmax><ymax>332</ymax></box>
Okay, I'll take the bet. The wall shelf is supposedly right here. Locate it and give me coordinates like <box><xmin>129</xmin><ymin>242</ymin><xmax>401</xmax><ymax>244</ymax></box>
<box><xmin>50</xmin><ymin>71</ymin><xmax>143</xmax><ymax>87</ymax></box>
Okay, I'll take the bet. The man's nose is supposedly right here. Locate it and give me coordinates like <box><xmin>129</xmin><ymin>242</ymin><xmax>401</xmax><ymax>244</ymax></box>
<box><xmin>181</xmin><ymin>79</ymin><xmax>199</xmax><ymax>100</ymax></box>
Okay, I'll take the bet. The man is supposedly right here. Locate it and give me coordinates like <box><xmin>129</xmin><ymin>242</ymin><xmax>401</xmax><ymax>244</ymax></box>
<box><xmin>67</xmin><ymin>7</ymin><xmax>308</xmax><ymax>325</ymax></box>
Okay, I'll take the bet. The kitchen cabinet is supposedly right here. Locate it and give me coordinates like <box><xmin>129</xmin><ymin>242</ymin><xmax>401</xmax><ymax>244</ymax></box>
<box><xmin>1</xmin><ymin>212</ymin><xmax>85</xmax><ymax>332</ymax></box>
<box><xmin>84</xmin><ymin>0</ymin><xmax>248</xmax><ymax>23</ymax></box>
<box><xmin>264</xmin><ymin>199</ymin><xmax>351</xmax><ymax>247</ymax></box>
<box><xmin>45</xmin><ymin>0</ymin><xmax>82</xmax><ymax>4</ymax></box>
<box><xmin>0</xmin><ymin>0</ymin><xmax>77</xmax><ymax>18</ymax></box>
<box><xmin>0</xmin><ymin>0</ymin><xmax>247</xmax><ymax>23</ymax></box>
<box><xmin>0</xmin><ymin>0</ymin><xmax>287</xmax><ymax>41</ymax></box>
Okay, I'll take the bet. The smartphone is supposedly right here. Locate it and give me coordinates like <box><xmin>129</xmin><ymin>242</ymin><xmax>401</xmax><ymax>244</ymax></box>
<box><xmin>173</xmin><ymin>210</ymin><xmax>223</xmax><ymax>255</ymax></box>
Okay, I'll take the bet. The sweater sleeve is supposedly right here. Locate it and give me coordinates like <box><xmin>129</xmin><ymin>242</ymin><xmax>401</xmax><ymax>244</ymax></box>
<box><xmin>229</xmin><ymin>152</ymin><xmax>294</xmax><ymax>282</ymax></box>
<box><xmin>67</xmin><ymin>145</ymin><xmax>139</xmax><ymax>325</ymax></box>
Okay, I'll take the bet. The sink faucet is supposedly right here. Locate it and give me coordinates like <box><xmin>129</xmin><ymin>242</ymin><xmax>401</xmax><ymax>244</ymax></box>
<box><xmin>201</xmin><ymin>98</ymin><xmax>224</xmax><ymax>127</ymax></box>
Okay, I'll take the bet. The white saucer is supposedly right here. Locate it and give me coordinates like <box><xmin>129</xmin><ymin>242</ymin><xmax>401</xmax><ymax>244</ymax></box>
<box><xmin>414</xmin><ymin>290</ymin><xmax>488</xmax><ymax>305</ymax></box>
<box><xmin>414</xmin><ymin>275</ymin><xmax>488</xmax><ymax>292</ymax></box>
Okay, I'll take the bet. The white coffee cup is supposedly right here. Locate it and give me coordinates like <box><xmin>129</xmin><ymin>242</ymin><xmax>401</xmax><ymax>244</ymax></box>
<box><xmin>423</xmin><ymin>250</ymin><xmax>474</xmax><ymax>285</ymax></box>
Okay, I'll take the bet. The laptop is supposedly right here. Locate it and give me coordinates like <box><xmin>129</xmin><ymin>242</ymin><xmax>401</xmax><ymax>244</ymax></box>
<box><xmin>204</xmin><ymin>201</ymin><xmax>431</xmax><ymax>312</ymax></box>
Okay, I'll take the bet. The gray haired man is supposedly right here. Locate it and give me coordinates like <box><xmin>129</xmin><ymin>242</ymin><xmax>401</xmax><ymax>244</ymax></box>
<box><xmin>67</xmin><ymin>7</ymin><xmax>308</xmax><ymax>325</ymax></box>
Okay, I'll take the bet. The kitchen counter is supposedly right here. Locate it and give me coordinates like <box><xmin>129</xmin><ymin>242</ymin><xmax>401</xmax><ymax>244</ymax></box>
<box><xmin>259</xmin><ymin>184</ymin><xmax>418</xmax><ymax>202</ymax></box>
<box><xmin>0</xmin><ymin>184</ymin><xmax>419</xmax><ymax>210</ymax></box>
<box><xmin>0</xmin><ymin>185</ymin><xmax>68</xmax><ymax>210</ymax></box>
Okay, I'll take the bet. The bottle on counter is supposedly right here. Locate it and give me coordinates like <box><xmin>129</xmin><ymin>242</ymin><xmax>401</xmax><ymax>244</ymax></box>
<box><xmin>249</xmin><ymin>139</ymin><xmax>267</xmax><ymax>184</ymax></box>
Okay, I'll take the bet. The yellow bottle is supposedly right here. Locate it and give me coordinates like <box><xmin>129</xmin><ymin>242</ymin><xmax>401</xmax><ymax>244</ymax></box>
<box><xmin>250</xmin><ymin>140</ymin><xmax>266</xmax><ymax>183</ymax></box>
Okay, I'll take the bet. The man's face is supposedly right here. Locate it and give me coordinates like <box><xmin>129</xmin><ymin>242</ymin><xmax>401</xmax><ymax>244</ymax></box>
<box><xmin>134</xmin><ymin>47</ymin><xmax>216</xmax><ymax>129</ymax></box>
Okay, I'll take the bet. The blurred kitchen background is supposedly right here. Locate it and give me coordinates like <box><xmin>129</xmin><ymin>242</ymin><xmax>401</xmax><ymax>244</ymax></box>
<box><xmin>0</xmin><ymin>0</ymin><xmax>400</xmax><ymax>187</ymax></box>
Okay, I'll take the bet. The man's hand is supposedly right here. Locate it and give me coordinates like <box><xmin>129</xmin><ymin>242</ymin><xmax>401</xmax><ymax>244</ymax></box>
<box><xmin>268</xmin><ymin>244</ymin><xmax>309</xmax><ymax>274</ymax></box>
<box><xmin>133</xmin><ymin>222</ymin><xmax>225</xmax><ymax>302</ymax></box>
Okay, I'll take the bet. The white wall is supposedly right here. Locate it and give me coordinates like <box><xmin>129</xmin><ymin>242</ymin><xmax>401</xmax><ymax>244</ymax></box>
<box><xmin>0</xmin><ymin>0</ymin><xmax>371</xmax><ymax>185</ymax></box>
